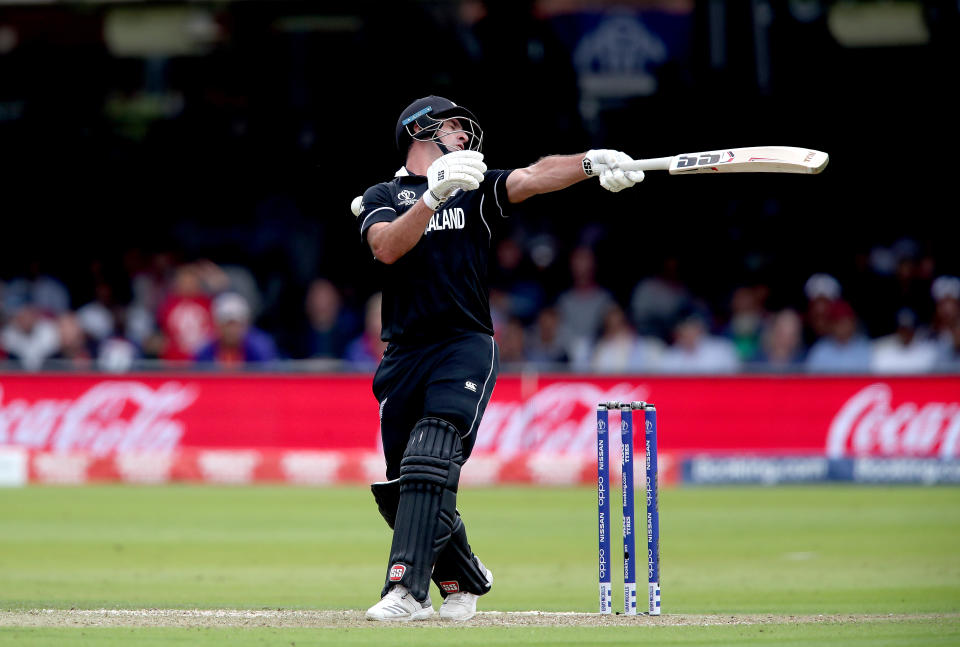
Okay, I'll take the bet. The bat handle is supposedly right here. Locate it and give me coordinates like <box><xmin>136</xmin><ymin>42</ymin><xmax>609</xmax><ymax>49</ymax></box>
<box><xmin>619</xmin><ymin>157</ymin><xmax>673</xmax><ymax>172</ymax></box>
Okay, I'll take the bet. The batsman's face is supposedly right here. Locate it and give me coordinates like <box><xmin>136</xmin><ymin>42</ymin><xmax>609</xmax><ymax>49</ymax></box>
<box><xmin>437</xmin><ymin>118</ymin><xmax>468</xmax><ymax>151</ymax></box>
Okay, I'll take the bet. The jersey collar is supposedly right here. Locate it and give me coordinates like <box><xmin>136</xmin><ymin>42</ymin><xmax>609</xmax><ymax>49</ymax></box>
<box><xmin>395</xmin><ymin>166</ymin><xmax>426</xmax><ymax>180</ymax></box>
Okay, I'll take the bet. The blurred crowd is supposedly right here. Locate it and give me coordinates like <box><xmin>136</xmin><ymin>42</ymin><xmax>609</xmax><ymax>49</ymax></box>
<box><xmin>0</xmin><ymin>258</ymin><xmax>373</xmax><ymax>373</ymax></box>
<box><xmin>1</xmin><ymin>242</ymin><xmax>959</xmax><ymax>374</ymax></box>
<box><xmin>488</xmin><ymin>240</ymin><xmax>960</xmax><ymax>375</ymax></box>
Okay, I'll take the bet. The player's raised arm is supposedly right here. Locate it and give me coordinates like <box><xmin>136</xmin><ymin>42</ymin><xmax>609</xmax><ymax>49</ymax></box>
<box><xmin>505</xmin><ymin>149</ymin><xmax>646</xmax><ymax>203</ymax></box>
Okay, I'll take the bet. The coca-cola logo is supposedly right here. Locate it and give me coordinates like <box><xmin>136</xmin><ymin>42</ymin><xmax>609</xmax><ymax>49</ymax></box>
<box><xmin>827</xmin><ymin>384</ymin><xmax>960</xmax><ymax>458</ymax></box>
<box><xmin>476</xmin><ymin>382</ymin><xmax>648</xmax><ymax>457</ymax></box>
<box><xmin>0</xmin><ymin>381</ymin><xmax>198</xmax><ymax>455</ymax></box>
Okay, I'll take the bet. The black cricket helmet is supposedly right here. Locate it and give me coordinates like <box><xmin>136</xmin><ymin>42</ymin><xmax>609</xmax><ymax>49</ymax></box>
<box><xmin>395</xmin><ymin>96</ymin><xmax>483</xmax><ymax>154</ymax></box>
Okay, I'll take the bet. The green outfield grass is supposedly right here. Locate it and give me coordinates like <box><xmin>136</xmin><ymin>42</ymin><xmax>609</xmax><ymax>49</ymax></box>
<box><xmin>4</xmin><ymin>621</ymin><xmax>960</xmax><ymax>647</ymax></box>
<box><xmin>1</xmin><ymin>485</ymin><xmax>958</xmax><ymax>645</ymax></box>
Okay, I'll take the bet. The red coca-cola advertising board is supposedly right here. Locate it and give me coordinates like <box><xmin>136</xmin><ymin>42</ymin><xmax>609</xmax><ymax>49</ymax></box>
<box><xmin>1</xmin><ymin>373</ymin><xmax>958</xmax><ymax>485</ymax></box>
<box><xmin>0</xmin><ymin>375</ymin><xmax>377</xmax><ymax>454</ymax></box>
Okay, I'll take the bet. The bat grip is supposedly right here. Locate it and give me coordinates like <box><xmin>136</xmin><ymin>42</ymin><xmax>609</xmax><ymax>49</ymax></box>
<box><xmin>619</xmin><ymin>157</ymin><xmax>672</xmax><ymax>172</ymax></box>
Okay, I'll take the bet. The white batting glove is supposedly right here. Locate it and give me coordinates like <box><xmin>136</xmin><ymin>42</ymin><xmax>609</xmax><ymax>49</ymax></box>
<box><xmin>424</xmin><ymin>150</ymin><xmax>487</xmax><ymax>210</ymax></box>
<box><xmin>582</xmin><ymin>149</ymin><xmax>645</xmax><ymax>193</ymax></box>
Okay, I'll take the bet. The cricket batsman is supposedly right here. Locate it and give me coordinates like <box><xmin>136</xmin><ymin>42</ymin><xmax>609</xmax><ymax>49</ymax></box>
<box><xmin>358</xmin><ymin>96</ymin><xmax>645</xmax><ymax>622</ymax></box>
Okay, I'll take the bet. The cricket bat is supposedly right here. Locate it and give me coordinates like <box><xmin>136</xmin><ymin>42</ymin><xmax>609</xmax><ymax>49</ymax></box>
<box><xmin>620</xmin><ymin>146</ymin><xmax>829</xmax><ymax>175</ymax></box>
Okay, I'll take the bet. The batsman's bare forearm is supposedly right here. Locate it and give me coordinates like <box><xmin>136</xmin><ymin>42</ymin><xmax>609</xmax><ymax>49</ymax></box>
<box><xmin>506</xmin><ymin>154</ymin><xmax>588</xmax><ymax>203</ymax></box>
<box><xmin>366</xmin><ymin>199</ymin><xmax>436</xmax><ymax>265</ymax></box>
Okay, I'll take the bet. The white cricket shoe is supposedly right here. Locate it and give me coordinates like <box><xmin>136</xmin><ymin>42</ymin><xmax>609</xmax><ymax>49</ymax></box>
<box><xmin>438</xmin><ymin>564</ymin><xmax>494</xmax><ymax>622</ymax></box>
<box><xmin>365</xmin><ymin>584</ymin><xmax>434</xmax><ymax>622</ymax></box>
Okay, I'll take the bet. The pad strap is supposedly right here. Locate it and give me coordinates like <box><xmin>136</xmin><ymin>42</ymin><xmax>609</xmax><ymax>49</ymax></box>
<box><xmin>432</xmin><ymin>514</ymin><xmax>493</xmax><ymax>597</ymax></box>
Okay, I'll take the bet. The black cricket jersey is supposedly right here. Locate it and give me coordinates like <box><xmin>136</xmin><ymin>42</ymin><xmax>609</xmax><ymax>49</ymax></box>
<box><xmin>358</xmin><ymin>166</ymin><xmax>514</xmax><ymax>344</ymax></box>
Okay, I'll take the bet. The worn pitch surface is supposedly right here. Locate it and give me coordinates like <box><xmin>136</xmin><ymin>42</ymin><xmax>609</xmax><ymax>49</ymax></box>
<box><xmin>3</xmin><ymin>609</ymin><xmax>956</xmax><ymax>629</ymax></box>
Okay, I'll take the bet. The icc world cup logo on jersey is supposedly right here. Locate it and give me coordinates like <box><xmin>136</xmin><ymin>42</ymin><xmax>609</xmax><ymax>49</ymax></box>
<box><xmin>397</xmin><ymin>190</ymin><xmax>418</xmax><ymax>206</ymax></box>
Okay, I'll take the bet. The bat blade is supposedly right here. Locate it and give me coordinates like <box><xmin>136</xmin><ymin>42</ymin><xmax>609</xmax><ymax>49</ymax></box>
<box><xmin>622</xmin><ymin>146</ymin><xmax>829</xmax><ymax>175</ymax></box>
<box><xmin>671</xmin><ymin>146</ymin><xmax>828</xmax><ymax>174</ymax></box>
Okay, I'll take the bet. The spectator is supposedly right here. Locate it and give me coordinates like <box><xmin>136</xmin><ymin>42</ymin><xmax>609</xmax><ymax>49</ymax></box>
<box><xmin>124</xmin><ymin>301</ymin><xmax>156</xmax><ymax>348</ymax></box>
<box><xmin>194</xmin><ymin>259</ymin><xmax>263</xmax><ymax>319</ymax></box>
<box><xmin>630</xmin><ymin>256</ymin><xmax>690</xmax><ymax>340</ymax></box>
<box><xmin>157</xmin><ymin>265</ymin><xmax>214</xmax><ymax>361</ymax></box>
<box><xmin>108</xmin><ymin>254</ymin><xmax>160</xmax><ymax>346</ymax></box>
<box><xmin>724</xmin><ymin>285</ymin><xmax>770</xmax><ymax>362</ymax></box>
<box><xmin>129</xmin><ymin>250</ymin><xmax>176</xmax><ymax>315</ymax></box>
<box><xmin>195</xmin><ymin>292</ymin><xmax>278</xmax><ymax>366</ymax></box>
<box><xmin>934</xmin><ymin>320</ymin><xmax>960</xmax><ymax>371</ymax></box>
<box><xmin>865</xmin><ymin>240</ymin><xmax>934</xmax><ymax>332</ymax></box>
<box><xmin>591</xmin><ymin>304</ymin><xmax>664</xmax><ymax>373</ymax></box>
<box><xmin>489</xmin><ymin>288</ymin><xmax>512</xmax><ymax>335</ymax></box>
<box><xmin>3</xmin><ymin>262</ymin><xmax>70</xmax><ymax>316</ymax></box>
<box><xmin>870</xmin><ymin>308</ymin><xmax>938</xmax><ymax>374</ymax></box>
<box><xmin>0</xmin><ymin>297</ymin><xmax>5</xmax><ymax>360</ymax></box>
<box><xmin>52</xmin><ymin>313</ymin><xmax>96</xmax><ymax>369</ymax></box>
<box><xmin>496</xmin><ymin>316</ymin><xmax>527</xmax><ymax>365</ymax></box>
<box><xmin>1</xmin><ymin>301</ymin><xmax>61</xmax><ymax>371</ymax></box>
<box><xmin>802</xmin><ymin>273</ymin><xmax>841</xmax><ymax>347</ymax></box>
<box><xmin>887</xmin><ymin>248</ymin><xmax>933</xmax><ymax>329</ymax></box>
<box><xmin>806</xmin><ymin>300</ymin><xmax>872</xmax><ymax>373</ymax></box>
<box><xmin>555</xmin><ymin>246</ymin><xmax>614</xmax><ymax>354</ymax></box>
<box><xmin>137</xmin><ymin>321</ymin><xmax>169</xmax><ymax>360</ymax></box>
<box><xmin>489</xmin><ymin>237</ymin><xmax>546</xmax><ymax>323</ymax></box>
<box><xmin>931</xmin><ymin>275</ymin><xmax>960</xmax><ymax>348</ymax></box>
<box><xmin>97</xmin><ymin>307</ymin><xmax>141</xmax><ymax>373</ymax></box>
<box><xmin>344</xmin><ymin>292</ymin><xmax>387</xmax><ymax>369</ymax></box>
<box><xmin>0</xmin><ymin>282</ymin><xmax>6</xmax><ymax>362</ymax></box>
<box><xmin>76</xmin><ymin>281</ymin><xmax>118</xmax><ymax>343</ymax></box>
<box><xmin>526</xmin><ymin>306</ymin><xmax>569</xmax><ymax>368</ymax></box>
<box><xmin>98</xmin><ymin>337</ymin><xmax>139</xmax><ymax>373</ymax></box>
<box><xmin>659</xmin><ymin>312</ymin><xmax>739</xmax><ymax>374</ymax></box>
<box><xmin>299</xmin><ymin>278</ymin><xmax>359</xmax><ymax>359</ymax></box>
<box><xmin>755</xmin><ymin>309</ymin><xmax>806</xmax><ymax>370</ymax></box>
<box><xmin>77</xmin><ymin>279</ymin><xmax>156</xmax><ymax>349</ymax></box>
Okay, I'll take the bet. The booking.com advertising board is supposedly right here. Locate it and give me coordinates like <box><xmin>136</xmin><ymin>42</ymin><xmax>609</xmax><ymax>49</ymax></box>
<box><xmin>1</xmin><ymin>374</ymin><xmax>959</xmax><ymax>486</ymax></box>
